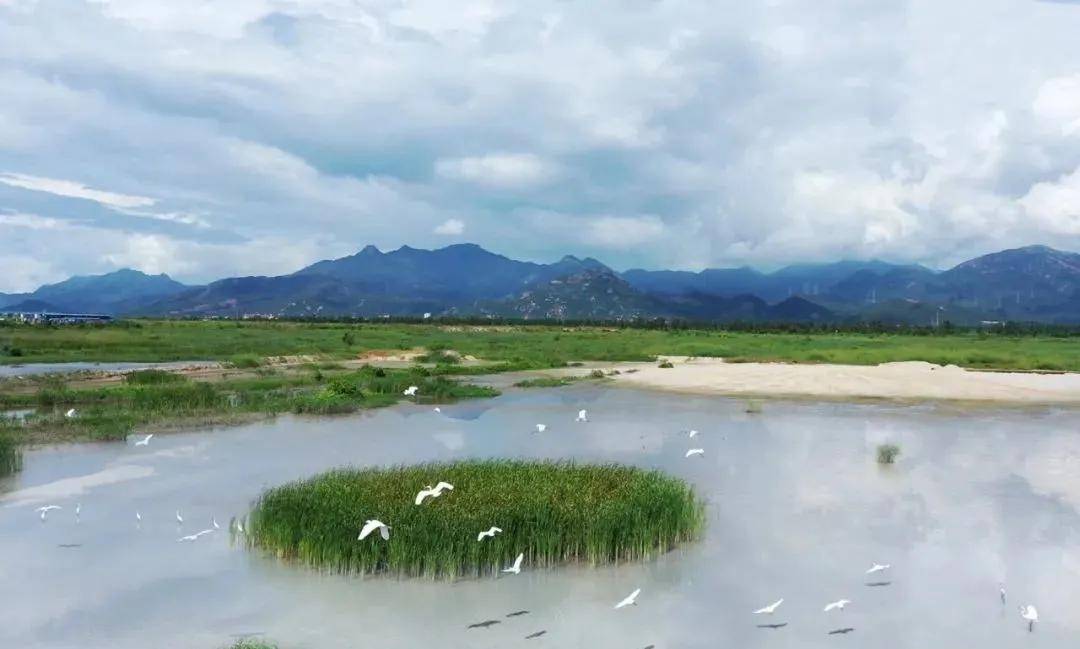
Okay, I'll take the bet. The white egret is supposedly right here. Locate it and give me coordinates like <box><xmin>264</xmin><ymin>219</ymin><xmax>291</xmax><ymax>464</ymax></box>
<box><xmin>134</xmin><ymin>434</ymin><xmax>153</xmax><ymax>446</ymax></box>
<box><xmin>212</xmin><ymin>517</ymin><xmax>220</xmax><ymax>530</ymax></box>
<box><xmin>477</xmin><ymin>526</ymin><xmax>503</xmax><ymax>541</ymax></box>
<box><xmin>823</xmin><ymin>599</ymin><xmax>851</xmax><ymax>612</ymax></box>
<box><xmin>866</xmin><ymin>563</ymin><xmax>890</xmax><ymax>574</ymax></box>
<box><xmin>178</xmin><ymin>529</ymin><xmax>214</xmax><ymax>543</ymax></box>
<box><xmin>434</xmin><ymin>407</ymin><xmax>441</xmax><ymax>413</ymax></box>
<box><xmin>688</xmin><ymin>430</ymin><xmax>699</xmax><ymax>438</ymax></box>
<box><xmin>358</xmin><ymin>519</ymin><xmax>390</xmax><ymax>541</ymax></box>
<box><xmin>576</xmin><ymin>410</ymin><xmax>588</xmax><ymax>422</ymax></box>
<box><xmin>502</xmin><ymin>553</ymin><xmax>524</xmax><ymax>575</ymax></box>
<box><xmin>75</xmin><ymin>503</ymin><xmax>82</xmax><ymax>518</ymax></box>
<box><xmin>403</xmin><ymin>386</ymin><xmax>418</xmax><ymax>397</ymax></box>
<box><xmin>235</xmin><ymin>518</ymin><xmax>245</xmax><ymax>534</ymax></box>
<box><xmin>535</xmin><ymin>424</ymin><xmax>546</xmax><ymax>433</ymax></box>
<box><xmin>1000</xmin><ymin>584</ymin><xmax>1006</xmax><ymax>605</ymax></box>
<box><xmin>136</xmin><ymin>511</ymin><xmax>142</xmax><ymax>524</ymax></box>
<box><xmin>1020</xmin><ymin>605</ymin><xmax>1038</xmax><ymax>632</ymax></box>
<box><xmin>65</xmin><ymin>408</ymin><xmax>77</xmax><ymax>418</ymax></box>
<box><xmin>614</xmin><ymin>588</ymin><xmax>641</xmax><ymax>609</ymax></box>
<box><xmin>754</xmin><ymin>599</ymin><xmax>784</xmax><ymax>615</ymax></box>
<box><xmin>685</xmin><ymin>448</ymin><xmax>704</xmax><ymax>458</ymax></box>
<box><xmin>36</xmin><ymin>505</ymin><xmax>61</xmax><ymax>521</ymax></box>
<box><xmin>415</xmin><ymin>481</ymin><xmax>454</xmax><ymax>505</ymax></box>
<box><xmin>176</xmin><ymin>510</ymin><xmax>184</xmax><ymax>525</ymax></box>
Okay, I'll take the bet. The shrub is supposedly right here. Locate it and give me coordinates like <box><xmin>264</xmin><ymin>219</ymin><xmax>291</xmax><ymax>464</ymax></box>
<box><xmin>246</xmin><ymin>460</ymin><xmax>705</xmax><ymax>579</ymax></box>
<box><xmin>658</xmin><ymin>361</ymin><xmax>674</xmax><ymax>368</ymax></box>
<box><xmin>877</xmin><ymin>443</ymin><xmax>901</xmax><ymax>465</ymax></box>
<box><xmin>124</xmin><ymin>369</ymin><xmax>186</xmax><ymax>385</ymax></box>
<box><xmin>227</xmin><ymin>354</ymin><xmax>264</xmax><ymax>369</ymax></box>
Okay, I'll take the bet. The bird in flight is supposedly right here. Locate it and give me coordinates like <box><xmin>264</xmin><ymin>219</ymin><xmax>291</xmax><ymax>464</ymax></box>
<box><xmin>1019</xmin><ymin>605</ymin><xmax>1038</xmax><ymax>632</ymax></box>
<box><xmin>434</xmin><ymin>407</ymin><xmax>441</xmax><ymax>413</ymax></box>
<box><xmin>757</xmin><ymin>623</ymin><xmax>788</xmax><ymax>629</ymax></box>
<box><xmin>135</xmin><ymin>511</ymin><xmax>142</xmax><ymax>524</ymax></box>
<box><xmin>502</xmin><ymin>553</ymin><xmax>524</xmax><ymax>575</ymax></box>
<box><xmin>358</xmin><ymin>519</ymin><xmax>390</xmax><ymax>541</ymax></box>
<box><xmin>535</xmin><ymin>423</ymin><xmax>546</xmax><ymax>433</ymax></box>
<box><xmin>688</xmin><ymin>429</ymin><xmax>699</xmax><ymax>438</ymax></box>
<box><xmin>477</xmin><ymin>526</ymin><xmax>503</xmax><ymax>542</ymax></box>
<box><xmin>865</xmin><ymin>581</ymin><xmax>891</xmax><ymax>587</ymax></box>
<box><xmin>866</xmin><ymin>563</ymin><xmax>890</xmax><ymax>574</ymax></box>
<box><xmin>754</xmin><ymin>599</ymin><xmax>784</xmax><ymax>615</ymax></box>
<box><xmin>134</xmin><ymin>434</ymin><xmax>153</xmax><ymax>446</ymax></box>
<box><xmin>467</xmin><ymin>620</ymin><xmax>501</xmax><ymax>629</ymax></box>
<box><xmin>415</xmin><ymin>481</ymin><xmax>454</xmax><ymax>505</ymax></box>
<box><xmin>506</xmin><ymin>610</ymin><xmax>530</xmax><ymax>617</ymax></box>
<box><xmin>828</xmin><ymin>627</ymin><xmax>855</xmax><ymax>635</ymax></box>
<box><xmin>525</xmin><ymin>630</ymin><xmax>547</xmax><ymax>639</ymax></box>
<box><xmin>212</xmin><ymin>517</ymin><xmax>220</xmax><ymax>530</ymax></box>
<box><xmin>824</xmin><ymin>599</ymin><xmax>851</xmax><ymax>612</ymax></box>
<box><xmin>576</xmin><ymin>409</ymin><xmax>588</xmax><ymax>422</ymax></box>
<box><xmin>685</xmin><ymin>448</ymin><xmax>705</xmax><ymax>458</ymax></box>
<box><xmin>65</xmin><ymin>408</ymin><xmax>77</xmax><ymax>418</ymax></box>
<box><xmin>614</xmin><ymin>588</ymin><xmax>641</xmax><ymax>609</ymax></box>
<box><xmin>178</xmin><ymin>529</ymin><xmax>214</xmax><ymax>542</ymax></box>
<box><xmin>36</xmin><ymin>505</ymin><xmax>62</xmax><ymax>521</ymax></box>
<box><xmin>403</xmin><ymin>385</ymin><xmax>418</xmax><ymax>397</ymax></box>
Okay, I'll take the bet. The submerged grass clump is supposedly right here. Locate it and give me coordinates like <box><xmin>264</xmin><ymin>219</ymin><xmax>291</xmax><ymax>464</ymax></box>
<box><xmin>246</xmin><ymin>460</ymin><xmax>705</xmax><ymax>579</ymax></box>
<box><xmin>877</xmin><ymin>443</ymin><xmax>901</xmax><ymax>464</ymax></box>
<box><xmin>0</xmin><ymin>428</ymin><xmax>21</xmax><ymax>475</ymax></box>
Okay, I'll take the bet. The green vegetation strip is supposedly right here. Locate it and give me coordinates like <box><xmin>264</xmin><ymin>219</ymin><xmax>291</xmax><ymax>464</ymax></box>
<box><xmin>5</xmin><ymin>319</ymin><xmax>1080</xmax><ymax>371</ymax></box>
<box><xmin>0</xmin><ymin>429</ymin><xmax>21</xmax><ymax>476</ymax></box>
<box><xmin>0</xmin><ymin>365</ymin><xmax>497</xmax><ymax>444</ymax></box>
<box><xmin>245</xmin><ymin>460</ymin><xmax>705</xmax><ymax>579</ymax></box>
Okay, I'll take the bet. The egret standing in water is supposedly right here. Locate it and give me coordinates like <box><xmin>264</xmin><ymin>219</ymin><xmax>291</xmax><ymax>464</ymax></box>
<box><xmin>1000</xmin><ymin>584</ymin><xmax>1006</xmax><ymax>605</ymax></box>
<box><xmin>176</xmin><ymin>510</ymin><xmax>184</xmax><ymax>526</ymax></box>
<box><xmin>1020</xmin><ymin>605</ymin><xmax>1038</xmax><ymax>632</ymax></box>
<box><xmin>576</xmin><ymin>409</ymin><xmax>588</xmax><ymax>422</ymax></box>
<box><xmin>535</xmin><ymin>424</ymin><xmax>546</xmax><ymax>433</ymax></box>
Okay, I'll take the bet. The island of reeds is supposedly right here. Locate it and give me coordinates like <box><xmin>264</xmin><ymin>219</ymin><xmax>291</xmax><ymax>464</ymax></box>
<box><xmin>244</xmin><ymin>459</ymin><xmax>705</xmax><ymax>579</ymax></box>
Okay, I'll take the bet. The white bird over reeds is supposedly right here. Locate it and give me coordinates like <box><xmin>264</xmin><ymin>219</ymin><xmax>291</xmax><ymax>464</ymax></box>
<box><xmin>866</xmin><ymin>563</ymin><xmax>890</xmax><ymax>574</ymax></box>
<box><xmin>754</xmin><ymin>599</ymin><xmax>784</xmax><ymax>615</ymax></box>
<box><xmin>176</xmin><ymin>510</ymin><xmax>184</xmax><ymax>525</ymax></box>
<box><xmin>685</xmin><ymin>448</ymin><xmax>704</xmax><ymax>458</ymax></box>
<box><xmin>477</xmin><ymin>526</ymin><xmax>503</xmax><ymax>541</ymax></box>
<box><xmin>403</xmin><ymin>386</ymin><xmax>418</xmax><ymax>397</ymax></box>
<box><xmin>234</xmin><ymin>518</ymin><xmax>245</xmax><ymax>534</ymax></box>
<box><xmin>36</xmin><ymin>505</ymin><xmax>61</xmax><ymax>521</ymax></box>
<box><xmin>134</xmin><ymin>434</ymin><xmax>153</xmax><ymax>446</ymax></box>
<box><xmin>65</xmin><ymin>408</ymin><xmax>77</xmax><ymax>418</ymax></box>
<box><xmin>823</xmin><ymin>599</ymin><xmax>851</xmax><ymax>612</ymax></box>
<box><xmin>178</xmin><ymin>529</ymin><xmax>214</xmax><ymax>542</ymax></box>
<box><xmin>1020</xmin><ymin>604</ymin><xmax>1038</xmax><ymax>631</ymax></box>
<box><xmin>415</xmin><ymin>481</ymin><xmax>454</xmax><ymax>505</ymax></box>
<box><xmin>614</xmin><ymin>588</ymin><xmax>641</xmax><ymax>609</ymax></box>
<box><xmin>688</xmin><ymin>430</ymin><xmax>699</xmax><ymax>438</ymax></box>
<box><xmin>535</xmin><ymin>424</ymin><xmax>546</xmax><ymax>433</ymax></box>
<box><xmin>576</xmin><ymin>409</ymin><xmax>588</xmax><ymax>422</ymax></box>
<box><xmin>502</xmin><ymin>553</ymin><xmax>524</xmax><ymax>575</ymax></box>
<box><xmin>358</xmin><ymin>519</ymin><xmax>390</xmax><ymax>541</ymax></box>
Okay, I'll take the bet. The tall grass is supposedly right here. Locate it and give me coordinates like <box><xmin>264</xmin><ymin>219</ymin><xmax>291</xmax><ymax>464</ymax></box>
<box><xmin>245</xmin><ymin>460</ymin><xmax>705</xmax><ymax>579</ymax></box>
<box><xmin>123</xmin><ymin>369</ymin><xmax>185</xmax><ymax>385</ymax></box>
<box><xmin>0</xmin><ymin>428</ymin><xmax>21</xmax><ymax>475</ymax></box>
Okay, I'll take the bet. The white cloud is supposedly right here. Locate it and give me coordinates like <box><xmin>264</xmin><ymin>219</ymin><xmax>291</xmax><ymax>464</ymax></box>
<box><xmin>433</xmin><ymin>218</ymin><xmax>465</xmax><ymax>235</ymax></box>
<box><xmin>435</xmin><ymin>153</ymin><xmax>559</xmax><ymax>188</ymax></box>
<box><xmin>1033</xmin><ymin>74</ymin><xmax>1080</xmax><ymax>136</ymax></box>
<box><xmin>1020</xmin><ymin>166</ymin><xmax>1080</xmax><ymax>234</ymax></box>
<box><xmin>0</xmin><ymin>172</ymin><xmax>155</xmax><ymax>209</ymax></box>
<box><xmin>583</xmin><ymin>215</ymin><xmax>665</xmax><ymax>248</ymax></box>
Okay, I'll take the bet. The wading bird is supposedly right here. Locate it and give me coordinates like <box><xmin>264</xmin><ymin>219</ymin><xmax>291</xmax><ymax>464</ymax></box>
<box><xmin>75</xmin><ymin>503</ymin><xmax>81</xmax><ymax>519</ymax></box>
<box><xmin>824</xmin><ymin>599</ymin><xmax>851</xmax><ymax>612</ymax></box>
<box><xmin>403</xmin><ymin>385</ymin><xmax>418</xmax><ymax>397</ymax></box>
<box><xmin>1020</xmin><ymin>605</ymin><xmax>1038</xmax><ymax>632</ymax></box>
<box><xmin>36</xmin><ymin>505</ymin><xmax>61</xmax><ymax>521</ymax></box>
<box><xmin>65</xmin><ymin>408</ymin><xmax>77</xmax><ymax>418</ymax></box>
<box><xmin>415</xmin><ymin>481</ymin><xmax>454</xmax><ymax>505</ymax></box>
<box><xmin>178</xmin><ymin>529</ymin><xmax>214</xmax><ymax>542</ymax></box>
<box><xmin>754</xmin><ymin>599</ymin><xmax>784</xmax><ymax>615</ymax></box>
<box><xmin>135</xmin><ymin>511</ymin><xmax>141</xmax><ymax>524</ymax></box>
<box><xmin>866</xmin><ymin>563</ymin><xmax>890</xmax><ymax>574</ymax></box>
<box><xmin>1000</xmin><ymin>584</ymin><xmax>1006</xmax><ymax>605</ymax></box>
<box><xmin>576</xmin><ymin>409</ymin><xmax>588</xmax><ymax>422</ymax></box>
<box><xmin>477</xmin><ymin>526</ymin><xmax>503</xmax><ymax>541</ymax></box>
<box><xmin>134</xmin><ymin>434</ymin><xmax>153</xmax><ymax>446</ymax></box>
<box><xmin>212</xmin><ymin>517</ymin><xmax>220</xmax><ymax>530</ymax></box>
<box><xmin>434</xmin><ymin>407</ymin><xmax>441</xmax><ymax>413</ymax></box>
<box><xmin>502</xmin><ymin>553</ymin><xmax>524</xmax><ymax>575</ymax></box>
<box><xmin>614</xmin><ymin>588</ymin><xmax>641</xmax><ymax>609</ymax></box>
<box><xmin>176</xmin><ymin>510</ymin><xmax>184</xmax><ymax>525</ymax></box>
<box><xmin>535</xmin><ymin>423</ymin><xmax>546</xmax><ymax>433</ymax></box>
<box><xmin>685</xmin><ymin>448</ymin><xmax>704</xmax><ymax>458</ymax></box>
<box><xmin>358</xmin><ymin>519</ymin><xmax>390</xmax><ymax>541</ymax></box>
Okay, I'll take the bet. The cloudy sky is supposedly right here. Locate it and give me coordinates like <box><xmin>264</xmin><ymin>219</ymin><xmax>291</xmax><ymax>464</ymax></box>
<box><xmin>2</xmin><ymin>0</ymin><xmax>1080</xmax><ymax>291</ymax></box>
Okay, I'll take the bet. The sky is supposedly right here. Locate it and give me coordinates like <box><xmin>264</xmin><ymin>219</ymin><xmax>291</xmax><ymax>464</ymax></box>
<box><xmin>2</xmin><ymin>0</ymin><xmax>1080</xmax><ymax>291</ymax></box>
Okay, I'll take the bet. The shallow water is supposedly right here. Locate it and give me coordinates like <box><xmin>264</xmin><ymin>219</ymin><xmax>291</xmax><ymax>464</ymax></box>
<box><xmin>0</xmin><ymin>360</ymin><xmax>218</xmax><ymax>378</ymax></box>
<box><xmin>1</xmin><ymin>386</ymin><xmax>1078</xmax><ymax>648</ymax></box>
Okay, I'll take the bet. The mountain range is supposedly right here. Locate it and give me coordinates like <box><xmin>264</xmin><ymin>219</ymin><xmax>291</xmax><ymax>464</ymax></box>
<box><xmin>4</xmin><ymin>244</ymin><xmax>1080</xmax><ymax>325</ymax></box>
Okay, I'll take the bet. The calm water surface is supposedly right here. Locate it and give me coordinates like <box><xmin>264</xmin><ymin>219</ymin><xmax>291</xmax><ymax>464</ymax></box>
<box><xmin>0</xmin><ymin>361</ymin><xmax>218</xmax><ymax>378</ymax></box>
<box><xmin>1</xmin><ymin>386</ymin><xmax>1078</xmax><ymax>648</ymax></box>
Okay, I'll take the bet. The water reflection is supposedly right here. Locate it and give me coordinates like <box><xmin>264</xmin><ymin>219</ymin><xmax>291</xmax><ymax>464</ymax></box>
<box><xmin>1</xmin><ymin>386</ymin><xmax>1078</xmax><ymax>648</ymax></box>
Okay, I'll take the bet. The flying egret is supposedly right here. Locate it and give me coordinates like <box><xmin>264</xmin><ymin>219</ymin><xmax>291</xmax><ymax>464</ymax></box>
<box><xmin>176</xmin><ymin>510</ymin><xmax>184</xmax><ymax>525</ymax></box>
<box><xmin>212</xmin><ymin>517</ymin><xmax>220</xmax><ymax>530</ymax></box>
<box><xmin>36</xmin><ymin>505</ymin><xmax>61</xmax><ymax>521</ymax></box>
<box><xmin>823</xmin><ymin>599</ymin><xmax>851</xmax><ymax>612</ymax></box>
<box><xmin>576</xmin><ymin>409</ymin><xmax>588</xmax><ymax>422</ymax></box>
<box><xmin>467</xmin><ymin>620</ymin><xmax>501</xmax><ymax>629</ymax></box>
<box><xmin>502</xmin><ymin>553</ymin><xmax>524</xmax><ymax>575</ymax></box>
<box><xmin>477</xmin><ymin>526</ymin><xmax>503</xmax><ymax>541</ymax></box>
<box><xmin>403</xmin><ymin>385</ymin><xmax>418</xmax><ymax>397</ymax></box>
<box><xmin>134</xmin><ymin>434</ymin><xmax>153</xmax><ymax>446</ymax></box>
<box><xmin>136</xmin><ymin>511</ymin><xmax>142</xmax><ymax>524</ymax></box>
<box><xmin>1020</xmin><ymin>605</ymin><xmax>1038</xmax><ymax>632</ymax></box>
<box><xmin>358</xmin><ymin>519</ymin><xmax>390</xmax><ymax>541</ymax></box>
<box><xmin>754</xmin><ymin>599</ymin><xmax>784</xmax><ymax>615</ymax></box>
<box><xmin>525</xmin><ymin>631</ymin><xmax>547</xmax><ymax>639</ymax></box>
<box><xmin>415</xmin><ymin>481</ymin><xmax>454</xmax><ymax>505</ymax></box>
<box><xmin>535</xmin><ymin>424</ymin><xmax>546</xmax><ymax>433</ymax></box>
<box><xmin>178</xmin><ymin>529</ymin><xmax>214</xmax><ymax>542</ymax></box>
<box><xmin>685</xmin><ymin>448</ymin><xmax>705</xmax><ymax>458</ymax></box>
<box><xmin>506</xmin><ymin>610</ymin><xmax>530</xmax><ymax>617</ymax></box>
<box><xmin>688</xmin><ymin>430</ymin><xmax>699</xmax><ymax>438</ymax></box>
<box><xmin>866</xmin><ymin>563</ymin><xmax>890</xmax><ymax>574</ymax></box>
<box><xmin>614</xmin><ymin>588</ymin><xmax>641</xmax><ymax>609</ymax></box>
<box><xmin>65</xmin><ymin>408</ymin><xmax>77</xmax><ymax>418</ymax></box>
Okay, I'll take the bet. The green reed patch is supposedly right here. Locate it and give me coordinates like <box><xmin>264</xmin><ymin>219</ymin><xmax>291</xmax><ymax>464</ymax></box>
<box><xmin>0</xmin><ymin>427</ymin><xmax>21</xmax><ymax>475</ymax></box>
<box><xmin>123</xmin><ymin>369</ymin><xmax>186</xmax><ymax>385</ymax></box>
<box><xmin>876</xmin><ymin>443</ymin><xmax>901</xmax><ymax>464</ymax></box>
<box><xmin>245</xmin><ymin>460</ymin><xmax>705</xmax><ymax>579</ymax></box>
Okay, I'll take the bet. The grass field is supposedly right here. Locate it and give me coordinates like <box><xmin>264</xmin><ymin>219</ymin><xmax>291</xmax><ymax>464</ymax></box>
<box><xmin>0</xmin><ymin>365</ymin><xmax>497</xmax><ymax>444</ymax></box>
<box><xmin>3</xmin><ymin>319</ymin><xmax>1080</xmax><ymax>371</ymax></box>
<box><xmin>245</xmin><ymin>460</ymin><xmax>705</xmax><ymax>579</ymax></box>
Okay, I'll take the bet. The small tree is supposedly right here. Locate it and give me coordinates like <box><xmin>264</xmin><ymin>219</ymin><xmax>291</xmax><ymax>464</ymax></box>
<box><xmin>877</xmin><ymin>443</ymin><xmax>901</xmax><ymax>465</ymax></box>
